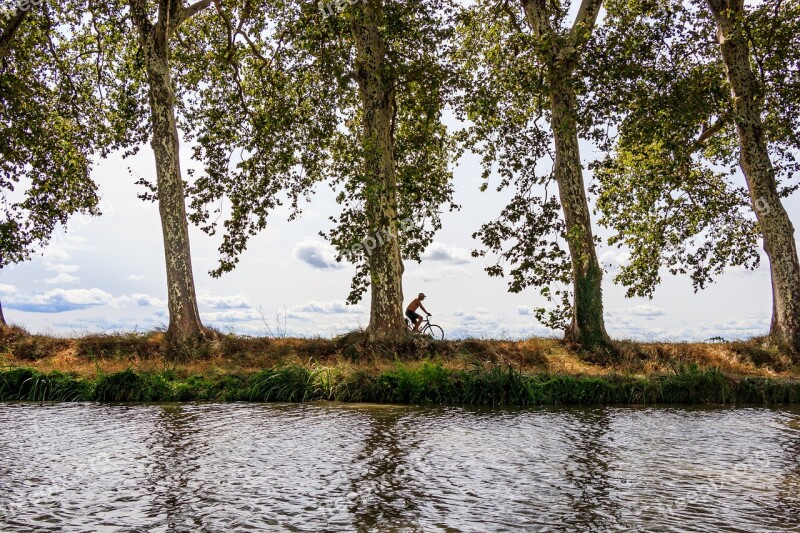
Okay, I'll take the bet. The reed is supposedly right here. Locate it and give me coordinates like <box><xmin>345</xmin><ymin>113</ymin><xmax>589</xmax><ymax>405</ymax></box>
<box><xmin>1</xmin><ymin>363</ymin><xmax>798</xmax><ymax>406</ymax></box>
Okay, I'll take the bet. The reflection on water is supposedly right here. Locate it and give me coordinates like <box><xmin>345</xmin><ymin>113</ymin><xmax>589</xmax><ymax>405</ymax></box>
<box><xmin>0</xmin><ymin>402</ymin><xmax>798</xmax><ymax>532</ymax></box>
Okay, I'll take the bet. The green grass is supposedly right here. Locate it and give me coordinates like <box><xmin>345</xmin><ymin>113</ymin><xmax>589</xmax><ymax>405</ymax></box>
<box><xmin>1</xmin><ymin>362</ymin><xmax>798</xmax><ymax>405</ymax></box>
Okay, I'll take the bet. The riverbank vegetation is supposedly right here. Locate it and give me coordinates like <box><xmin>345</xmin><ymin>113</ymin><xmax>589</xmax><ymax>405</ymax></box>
<box><xmin>1</xmin><ymin>327</ymin><xmax>797</xmax><ymax>405</ymax></box>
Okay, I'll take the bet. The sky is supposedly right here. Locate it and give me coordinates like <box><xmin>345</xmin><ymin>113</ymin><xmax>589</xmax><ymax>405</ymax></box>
<box><xmin>1</xmin><ymin>129</ymin><xmax>795</xmax><ymax>342</ymax></box>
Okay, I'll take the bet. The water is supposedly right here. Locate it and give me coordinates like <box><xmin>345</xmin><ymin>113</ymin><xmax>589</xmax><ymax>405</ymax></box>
<box><xmin>0</xmin><ymin>403</ymin><xmax>798</xmax><ymax>532</ymax></box>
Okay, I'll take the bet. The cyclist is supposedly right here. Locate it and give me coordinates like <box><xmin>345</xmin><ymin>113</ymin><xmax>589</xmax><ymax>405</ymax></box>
<box><xmin>405</xmin><ymin>293</ymin><xmax>431</xmax><ymax>332</ymax></box>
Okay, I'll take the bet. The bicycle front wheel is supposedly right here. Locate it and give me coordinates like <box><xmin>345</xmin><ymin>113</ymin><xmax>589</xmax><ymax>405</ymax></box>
<box><xmin>424</xmin><ymin>324</ymin><xmax>444</xmax><ymax>340</ymax></box>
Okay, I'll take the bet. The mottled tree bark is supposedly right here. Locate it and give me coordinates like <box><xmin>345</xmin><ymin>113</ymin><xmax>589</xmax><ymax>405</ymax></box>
<box><xmin>352</xmin><ymin>1</ymin><xmax>406</xmax><ymax>341</ymax></box>
<box><xmin>549</xmin><ymin>73</ymin><xmax>610</xmax><ymax>349</ymax></box>
<box><xmin>130</xmin><ymin>0</ymin><xmax>209</xmax><ymax>344</ymax></box>
<box><xmin>0</xmin><ymin>299</ymin><xmax>7</xmax><ymax>327</ymax></box>
<box><xmin>521</xmin><ymin>0</ymin><xmax>610</xmax><ymax>350</ymax></box>
<box><xmin>707</xmin><ymin>0</ymin><xmax>800</xmax><ymax>357</ymax></box>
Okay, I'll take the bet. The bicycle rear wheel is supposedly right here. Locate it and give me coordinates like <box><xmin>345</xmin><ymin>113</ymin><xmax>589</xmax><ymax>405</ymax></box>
<box><xmin>423</xmin><ymin>324</ymin><xmax>444</xmax><ymax>340</ymax></box>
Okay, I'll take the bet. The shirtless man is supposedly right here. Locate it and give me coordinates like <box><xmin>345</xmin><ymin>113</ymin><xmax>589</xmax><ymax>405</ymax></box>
<box><xmin>405</xmin><ymin>293</ymin><xmax>430</xmax><ymax>332</ymax></box>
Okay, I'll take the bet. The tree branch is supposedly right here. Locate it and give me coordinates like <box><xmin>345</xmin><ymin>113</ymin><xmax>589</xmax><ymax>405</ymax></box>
<box><xmin>691</xmin><ymin>111</ymin><xmax>731</xmax><ymax>151</ymax></box>
<box><xmin>170</xmin><ymin>0</ymin><xmax>212</xmax><ymax>33</ymax></box>
<box><xmin>498</xmin><ymin>0</ymin><xmax>523</xmax><ymax>35</ymax></box>
<box><xmin>155</xmin><ymin>0</ymin><xmax>170</xmax><ymax>35</ymax></box>
<box><xmin>567</xmin><ymin>0</ymin><xmax>603</xmax><ymax>48</ymax></box>
<box><xmin>128</xmin><ymin>0</ymin><xmax>153</xmax><ymax>42</ymax></box>
<box><xmin>520</xmin><ymin>0</ymin><xmax>548</xmax><ymax>39</ymax></box>
<box><xmin>536</xmin><ymin>0</ymin><xmax>601</xmax><ymax>66</ymax></box>
<box><xmin>0</xmin><ymin>8</ymin><xmax>29</xmax><ymax>62</ymax></box>
<box><xmin>184</xmin><ymin>0</ymin><xmax>212</xmax><ymax>19</ymax></box>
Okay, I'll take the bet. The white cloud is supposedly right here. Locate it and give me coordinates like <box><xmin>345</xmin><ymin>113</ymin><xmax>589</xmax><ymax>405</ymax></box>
<box><xmin>422</xmin><ymin>243</ymin><xmax>471</xmax><ymax>264</ymax></box>
<box><xmin>42</xmin><ymin>258</ymin><xmax>81</xmax><ymax>284</ymax></box>
<box><xmin>517</xmin><ymin>305</ymin><xmax>535</xmax><ymax>316</ymax></box>
<box><xmin>445</xmin><ymin>321</ymin><xmax>503</xmax><ymax>338</ymax></box>
<box><xmin>452</xmin><ymin>308</ymin><xmax>494</xmax><ymax>323</ymax></box>
<box><xmin>44</xmin><ymin>263</ymin><xmax>80</xmax><ymax>273</ymax></box>
<box><xmin>603</xmin><ymin>309</ymin><xmax>767</xmax><ymax>342</ymax></box>
<box><xmin>129</xmin><ymin>294</ymin><xmax>166</xmax><ymax>307</ymax></box>
<box><xmin>41</xmin><ymin>246</ymin><xmax>71</xmax><ymax>262</ymax></box>
<box><xmin>406</xmin><ymin>265</ymin><xmax>471</xmax><ymax>282</ymax></box>
<box><xmin>53</xmin><ymin>315</ymin><xmax>161</xmax><ymax>333</ymax></box>
<box><xmin>626</xmin><ymin>304</ymin><xmax>666</xmax><ymax>318</ymax></box>
<box><xmin>0</xmin><ymin>284</ymin><xmax>17</xmax><ymax>295</ymax></box>
<box><xmin>42</xmin><ymin>234</ymin><xmax>91</xmax><ymax>262</ymax></box>
<box><xmin>6</xmin><ymin>288</ymin><xmax>116</xmax><ymax>313</ymax></box>
<box><xmin>44</xmin><ymin>273</ymin><xmax>80</xmax><ymax>284</ymax></box>
<box><xmin>128</xmin><ymin>274</ymin><xmax>146</xmax><ymax>281</ymax></box>
<box><xmin>293</xmin><ymin>240</ymin><xmax>345</xmax><ymax>270</ymax></box>
<box><xmin>198</xmin><ymin>294</ymin><xmax>252</xmax><ymax>309</ymax></box>
<box><xmin>683</xmin><ymin>316</ymin><xmax>770</xmax><ymax>340</ymax></box>
<box><xmin>599</xmin><ymin>248</ymin><xmax>631</xmax><ymax>272</ymax></box>
<box><xmin>290</xmin><ymin>301</ymin><xmax>362</xmax><ymax>314</ymax></box>
<box><xmin>203</xmin><ymin>309</ymin><xmax>263</xmax><ymax>322</ymax></box>
<box><xmin>5</xmin><ymin>288</ymin><xmax>252</xmax><ymax>316</ymax></box>
<box><xmin>727</xmin><ymin>263</ymin><xmax>768</xmax><ymax>277</ymax></box>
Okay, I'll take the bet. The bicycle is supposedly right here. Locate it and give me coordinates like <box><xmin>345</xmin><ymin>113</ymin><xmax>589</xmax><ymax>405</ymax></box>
<box><xmin>406</xmin><ymin>314</ymin><xmax>444</xmax><ymax>340</ymax></box>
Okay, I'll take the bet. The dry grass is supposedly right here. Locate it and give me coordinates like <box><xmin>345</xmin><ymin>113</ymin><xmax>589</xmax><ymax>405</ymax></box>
<box><xmin>0</xmin><ymin>326</ymin><xmax>797</xmax><ymax>380</ymax></box>
<box><xmin>609</xmin><ymin>337</ymin><xmax>798</xmax><ymax>378</ymax></box>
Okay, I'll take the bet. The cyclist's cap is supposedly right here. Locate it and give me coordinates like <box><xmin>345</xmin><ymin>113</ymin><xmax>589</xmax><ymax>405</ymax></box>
<box><xmin>419</xmin><ymin>292</ymin><xmax>426</xmax><ymax>298</ymax></box>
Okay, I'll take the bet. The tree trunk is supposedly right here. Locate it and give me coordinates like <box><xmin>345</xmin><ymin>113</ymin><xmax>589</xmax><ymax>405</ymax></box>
<box><xmin>549</xmin><ymin>71</ymin><xmax>611</xmax><ymax>350</ymax></box>
<box><xmin>520</xmin><ymin>0</ymin><xmax>610</xmax><ymax>351</ymax></box>
<box><xmin>352</xmin><ymin>2</ymin><xmax>406</xmax><ymax>341</ymax></box>
<box><xmin>138</xmin><ymin>19</ymin><xmax>206</xmax><ymax>344</ymax></box>
<box><xmin>707</xmin><ymin>0</ymin><xmax>800</xmax><ymax>357</ymax></box>
<box><xmin>0</xmin><ymin>299</ymin><xmax>7</xmax><ymax>327</ymax></box>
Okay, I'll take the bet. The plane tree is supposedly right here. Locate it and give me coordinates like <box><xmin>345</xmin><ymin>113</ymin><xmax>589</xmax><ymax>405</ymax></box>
<box><xmin>72</xmin><ymin>0</ymin><xmax>264</xmax><ymax>345</ymax></box>
<box><xmin>456</xmin><ymin>0</ymin><xmax>612</xmax><ymax>352</ymax></box>
<box><xmin>590</xmin><ymin>0</ymin><xmax>800</xmax><ymax>357</ymax></box>
<box><xmin>184</xmin><ymin>0</ymin><xmax>461</xmax><ymax>341</ymax></box>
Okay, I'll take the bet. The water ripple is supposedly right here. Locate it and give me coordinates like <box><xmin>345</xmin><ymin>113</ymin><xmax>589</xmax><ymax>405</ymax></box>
<box><xmin>0</xmin><ymin>403</ymin><xmax>798</xmax><ymax>531</ymax></box>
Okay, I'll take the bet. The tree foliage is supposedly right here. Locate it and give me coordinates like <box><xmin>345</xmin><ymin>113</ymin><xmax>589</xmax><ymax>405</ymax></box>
<box><xmin>0</xmin><ymin>0</ymin><xmax>111</xmax><ymax>270</ymax></box>
<box><xmin>184</xmin><ymin>0</ymin><xmax>461</xmax><ymax>305</ymax></box>
<box><xmin>589</xmin><ymin>0</ymin><xmax>799</xmax><ymax>298</ymax></box>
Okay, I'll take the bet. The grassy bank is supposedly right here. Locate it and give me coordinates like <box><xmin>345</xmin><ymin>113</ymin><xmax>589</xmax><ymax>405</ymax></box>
<box><xmin>0</xmin><ymin>363</ymin><xmax>798</xmax><ymax>405</ymax></box>
<box><xmin>1</xmin><ymin>326</ymin><xmax>798</xmax><ymax>405</ymax></box>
